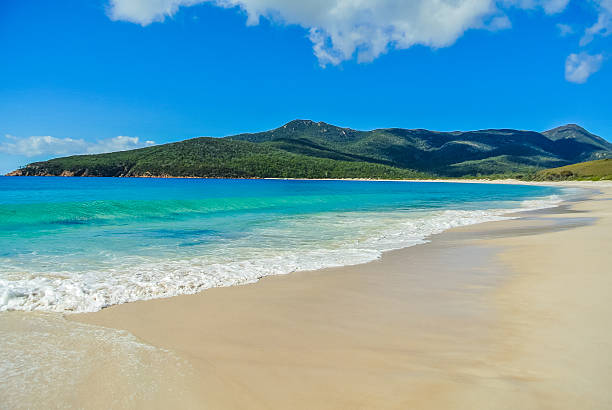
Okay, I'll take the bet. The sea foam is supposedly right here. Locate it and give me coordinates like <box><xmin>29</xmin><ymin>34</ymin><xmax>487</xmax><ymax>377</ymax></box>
<box><xmin>0</xmin><ymin>312</ymin><xmax>192</xmax><ymax>408</ymax></box>
<box><xmin>0</xmin><ymin>194</ymin><xmax>564</xmax><ymax>313</ymax></box>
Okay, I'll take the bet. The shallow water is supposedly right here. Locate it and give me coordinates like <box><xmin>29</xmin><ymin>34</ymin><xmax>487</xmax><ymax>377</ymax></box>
<box><xmin>0</xmin><ymin>311</ymin><xmax>195</xmax><ymax>409</ymax></box>
<box><xmin>0</xmin><ymin>177</ymin><xmax>571</xmax><ymax>313</ymax></box>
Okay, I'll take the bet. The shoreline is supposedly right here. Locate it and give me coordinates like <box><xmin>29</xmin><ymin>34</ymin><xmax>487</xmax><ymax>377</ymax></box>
<box><xmin>2</xmin><ymin>180</ymin><xmax>610</xmax><ymax>408</ymax></box>
<box><xmin>2</xmin><ymin>180</ymin><xmax>576</xmax><ymax>314</ymax></box>
<box><xmin>3</xmin><ymin>173</ymin><xmax>609</xmax><ymax>186</ymax></box>
<box><xmin>67</xmin><ymin>181</ymin><xmax>612</xmax><ymax>409</ymax></box>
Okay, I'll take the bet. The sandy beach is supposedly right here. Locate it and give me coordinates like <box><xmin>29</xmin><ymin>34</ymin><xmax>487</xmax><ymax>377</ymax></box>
<box><xmin>64</xmin><ymin>182</ymin><xmax>612</xmax><ymax>409</ymax></box>
<box><xmin>6</xmin><ymin>1</ymin><xmax>612</xmax><ymax>407</ymax></box>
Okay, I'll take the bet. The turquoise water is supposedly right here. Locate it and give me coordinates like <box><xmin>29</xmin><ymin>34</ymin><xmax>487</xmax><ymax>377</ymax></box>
<box><xmin>0</xmin><ymin>177</ymin><xmax>567</xmax><ymax>312</ymax></box>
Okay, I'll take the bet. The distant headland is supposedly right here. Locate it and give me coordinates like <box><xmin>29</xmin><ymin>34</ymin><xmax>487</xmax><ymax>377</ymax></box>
<box><xmin>8</xmin><ymin>121</ymin><xmax>612</xmax><ymax>181</ymax></box>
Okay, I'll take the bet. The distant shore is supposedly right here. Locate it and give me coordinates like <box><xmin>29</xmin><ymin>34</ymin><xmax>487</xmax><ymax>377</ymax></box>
<box><xmin>4</xmin><ymin>172</ymin><xmax>606</xmax><ymax>187</ymax></box>
<box><xmin>69</xmin><ymin>181</ymin><xmax>612</xmax><ymax>409</ymax></box>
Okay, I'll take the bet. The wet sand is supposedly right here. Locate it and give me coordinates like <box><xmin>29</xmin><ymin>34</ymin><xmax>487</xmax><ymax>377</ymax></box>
<box><xmin>67</xmin><ymin>182</ymin><xmax>612</xmax><ymax>409</ymax></box>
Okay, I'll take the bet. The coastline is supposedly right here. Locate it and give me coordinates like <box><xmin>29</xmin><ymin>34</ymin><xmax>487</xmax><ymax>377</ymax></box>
<box><xmin>4</xmin><ymin>173</ymin><xmax>609</xmax><ymax>185</ymax></box>
<box><xmin>0</xmin><ymin>178</ymin><xmax>568</xmax><ymax>314</ymax></box>
<box><xmin>63</xmin><ymin>181</ymin><xmax>612</xmax><ymax>409</ymax></box>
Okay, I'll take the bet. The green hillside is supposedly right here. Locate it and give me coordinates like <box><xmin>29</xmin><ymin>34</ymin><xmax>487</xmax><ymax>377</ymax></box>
<box><xmin>231</xmin><ymin>120</ymin><xmax>612</xmax><ymax>176</ymax></box>
<box><xmin>9</xmin><ymin>137</ymin><xmax>428</xmax><ymax>179</ymax></box>
<box><xmin>542</xmin><ymin>124</ymin><xmax>612</xmax><ymax>152</ymax></box>
<box><xmin>8</xmin><ymin>120</ymin><xmax>612</xmax><ymax>179</ymax></box>
<box><xmin>536</xmin><ymin>159</ymin><xmax>612</xmax><ymax>181</ymax></box>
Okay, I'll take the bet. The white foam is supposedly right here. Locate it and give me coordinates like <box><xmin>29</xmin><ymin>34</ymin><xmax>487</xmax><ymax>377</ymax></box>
<box><xmin>520</xmin><ymin>194</ymin><xmax>562</xmax><ymax>211</ymax></box>
<box><xmin>0</xmin><ymin>194</ymin><xmax>565</xmax><ymax>313</ymax></box>
<box><xmin>0</xmin><ymin>312</ymin><xmax>192</xmax><ymax>408</ymax></box>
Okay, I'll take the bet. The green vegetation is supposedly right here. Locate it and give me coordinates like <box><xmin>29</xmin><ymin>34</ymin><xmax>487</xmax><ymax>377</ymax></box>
<box><xmin>446</xmin><ymin>155</ymin><xmax>543</xmax><ymax>177</ymax></box>
<box><xmin>12</xmin><ymin>137</ymin><xmax>428</xmax><ymax>179</ymax></box>
<box><xmin>535</xmin><ymin>159</ymin><xmax>612</xmax><ymax>181</ymax></box>
<box><xmin>9</xmin><ymin>120</ymin><xmax>612</xmax><ymax>179</ymax></box>
<box><xmin>231</xmin><ymin>120</ymin><xmax>611</xmax><ymax>177</ymax></box>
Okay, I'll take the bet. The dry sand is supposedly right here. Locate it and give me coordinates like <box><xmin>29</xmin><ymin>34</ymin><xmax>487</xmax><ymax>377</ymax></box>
<box><xmin>67</xmin><ymin>182</ymin><xmax>612</xmax><ymax>409</ymax></box>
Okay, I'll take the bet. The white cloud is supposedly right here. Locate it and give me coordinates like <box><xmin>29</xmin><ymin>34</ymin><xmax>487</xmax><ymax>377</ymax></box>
<box><xmin>0</xmin><ymin>135</ymin><xmax>156</xmax><ymax>158</ymax></box>
<box><xmin>559</xmin><ymin>1</ymin><xmax>611</xmax><ymax>84</ymax></box>
<box><xmin>107</xmin><ymin>0</ymin><xmax>574</xmax><ymax>66</ymax></box>
<box><xmin>556</xmin><ymin>23</ymin><xmax>574</xmax><ymax>36</ymax></box>
<box><xmin>107</xmin><ymin>0</ymin><xmax>203</xmax><ymax>25</ymax></box>
<box><xmin>541</xmin><ymin>0</ymin><xmax>571</xmax><ymax>14</ymax></box>
<box><xmin>565</xmin><ymin>52</ymin><xmax>603</xmax><ymax>83</ymax></box>
<box><xmin>108</xmin><ymin>0</ymin><xmax>610</xmax><ymax>83</ymax></box>
<box><xmin>580</xmin><ymin>0</ymin><xmax>612</xmax><ymax>46</ymax></box>
<box><xmin>503</xmin><ymin>0</ymin><xmax>569</xmax><ymax>14</ymax></box>
<box><xmin>486</xmin><ymin>15</ymin><xmax>513</xmax><ymax>31</ymax></box>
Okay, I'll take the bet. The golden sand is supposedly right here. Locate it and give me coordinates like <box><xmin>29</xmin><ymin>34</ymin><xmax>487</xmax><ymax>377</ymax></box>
<box><xmin>66</xmin><ymin>183</ymin><xmax>612</xmax><ymax>409</ymax></box>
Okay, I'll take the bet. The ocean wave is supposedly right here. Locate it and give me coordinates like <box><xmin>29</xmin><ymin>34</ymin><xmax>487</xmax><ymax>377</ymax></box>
<box><xmin>0</xmin><ymin>194</ymin><xmax>564</xmax><ymax>313</ymax></box>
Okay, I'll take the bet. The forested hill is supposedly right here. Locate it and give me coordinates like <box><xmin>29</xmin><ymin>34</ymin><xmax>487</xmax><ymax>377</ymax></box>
<box><xmin>8</xmin><ymin>137</ymin><xmax>427</xmax><ymax>179</ymax></box>
<box><xmin>9</xmin><ymin>120</ymin><xmax>612</xmax><ymax>179</ymax></box>
<box><xmin>230</xmin><ymin>120</ymin><xmax>612</xmax><ymax>176</ymax></box>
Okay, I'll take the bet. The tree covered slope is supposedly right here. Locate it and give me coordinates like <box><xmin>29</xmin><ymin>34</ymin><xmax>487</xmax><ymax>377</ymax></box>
<box><xmin>9</xmin><ymin>137</ymin><xmax>428</xmax><ymax>179</ymax></box>
<box><xmin>9</xmin><ymin>120</ymin><xmax>612</xmax><ymax>179</ymax></box>
<box><xmin>232</xmin><ymin>120</ymin><xmax>612</xmax><ymax>176</ymax></box>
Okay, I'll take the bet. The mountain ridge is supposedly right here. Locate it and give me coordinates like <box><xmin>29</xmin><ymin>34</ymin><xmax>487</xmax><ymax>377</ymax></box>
<box><xmin>8</xmin><ymin>121</ymin><xmax>612</xmax><ymax>179</ymax></box>
<box><xmin>230</xmin><ymin>121</ymin><xmax>611</xmax><ymax>176</ymax></box>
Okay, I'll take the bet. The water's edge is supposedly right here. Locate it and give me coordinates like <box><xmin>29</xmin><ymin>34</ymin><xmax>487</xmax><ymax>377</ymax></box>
<box><xmin>0</xmin><ymin>180</ymin><xmax>583</xmax><ymax>314</ymax></box>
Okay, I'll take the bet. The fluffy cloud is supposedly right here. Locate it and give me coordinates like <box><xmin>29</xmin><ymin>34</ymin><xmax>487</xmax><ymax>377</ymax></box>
<box><xmin>107</xmin><ymin>0</ymin><xmax>203</xmax><ymax>25</ymax></box>
<box><xmin>580</xmin><ymin>0</ymin><xmax>612</xmax><ymax>46</ymax></box>
<box><xmin>503</xmin><ymin>0</ymin><xmax>569</xmax><ymax>14</ymax></box>
<box><xmin>107</xmin><ymin>0</ymin><xmax>574</xmax><ymax>66</ymax></box>
<box><xmin>556</xmin><ymin>23</ymin><xmax>574</xmax><ymax>36</ymax></box>
<box><xmin>0</xmin><ymin>135</ymin><xmax>155</xmax><ymax>157</ymax></box>
<box><xmin>540</xmin><ymin>0</ymin><xmax>571</xmax><ymax>13</ymax></box>
<box><xmin>565</xmin><ymin>52</ymin><xmax>604</xmax><ymax>83</ymax></box>
<box><xmin>108</xmin><ymin>0</ymin><xmax>611</xmax><ymax>83</ymax></box>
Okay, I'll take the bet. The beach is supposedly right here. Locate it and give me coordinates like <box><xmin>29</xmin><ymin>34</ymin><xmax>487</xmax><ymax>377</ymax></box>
<box><xmin>6</xmin><ymin>1</ymin><xmax>612</xmax><ymax>407</ymax></box>
<box><xmin>63</xmin><ymin>181</ymin><xmax>612</xmax><ymax>409</ymax></box>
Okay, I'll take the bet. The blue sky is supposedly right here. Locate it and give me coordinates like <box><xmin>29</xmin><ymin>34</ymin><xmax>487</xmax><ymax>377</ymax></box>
<box><xmin>1</xmin><ymin>0</ymin><xmax>611</xmax><ymax>173</ymax></box>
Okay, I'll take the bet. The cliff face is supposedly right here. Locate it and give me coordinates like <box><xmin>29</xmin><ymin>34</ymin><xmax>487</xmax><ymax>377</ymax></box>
<box><xmin>6</xmin><ymin>167</ymin><xmax>76</xmax><ymax>177</ymax></box>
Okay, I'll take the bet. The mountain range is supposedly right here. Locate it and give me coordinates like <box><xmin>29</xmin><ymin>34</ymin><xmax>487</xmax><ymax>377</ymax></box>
<box><xmin>8</xmin><ymin>121</ymin><xmax>612</xmax><ymax>179</ymax></box>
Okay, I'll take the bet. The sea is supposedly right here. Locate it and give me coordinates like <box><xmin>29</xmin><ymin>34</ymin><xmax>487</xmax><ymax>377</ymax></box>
<box><xmin>0</xmin><ymin>177</ymin><xmax>575</xmax><ymax>314</ymax></box>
